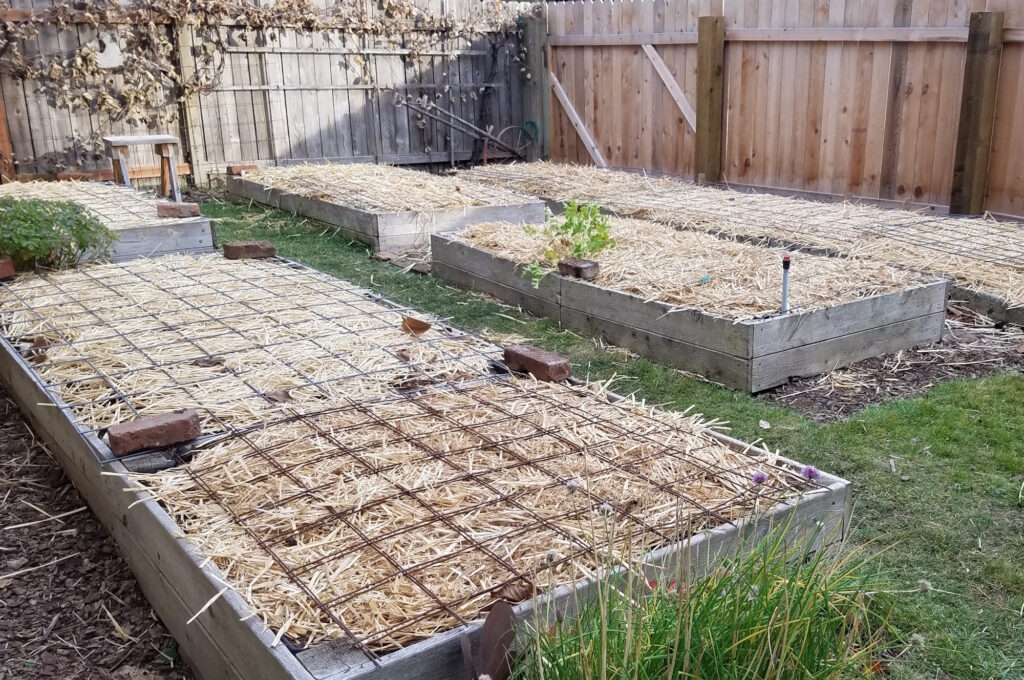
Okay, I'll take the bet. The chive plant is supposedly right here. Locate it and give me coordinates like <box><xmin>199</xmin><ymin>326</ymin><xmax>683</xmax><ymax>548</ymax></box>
<box><xmin>516</xmin><ymin>522</ymin><xmax>893</xmax><ymax>680</ymax></box>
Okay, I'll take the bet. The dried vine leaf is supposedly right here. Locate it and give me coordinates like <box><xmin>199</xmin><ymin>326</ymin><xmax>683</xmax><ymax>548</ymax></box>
<box><xmin>401</xmin><ymin>316</ymin><xmax>431</xmax><ymax>335</ymax></box>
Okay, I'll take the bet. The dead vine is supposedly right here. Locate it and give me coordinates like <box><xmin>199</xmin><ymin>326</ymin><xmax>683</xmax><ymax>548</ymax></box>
<box><xmin>0</xmin><ymin>0</ymin><xmax>534</xmax><ymax>130</ymax></box>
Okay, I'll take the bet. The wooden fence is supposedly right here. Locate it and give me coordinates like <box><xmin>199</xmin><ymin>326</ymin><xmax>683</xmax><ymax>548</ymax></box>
<box><xmin>545</xmin><ymin>0</ymin><xmax>1024</xmax><ymax>218</ymax></box>
<box><xmin>0</xmin><ymin>0</ymin><xmax>532</xmax><ymax>184</ymax></box>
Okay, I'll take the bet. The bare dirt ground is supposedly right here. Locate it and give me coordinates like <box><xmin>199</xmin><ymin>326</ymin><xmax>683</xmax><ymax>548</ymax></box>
<box><xmin>0</xmin><ymin>392</ymin><xmax>192</xmax><ymax>680</ymax></box>
<box><xmin>761</xmin><ymin>305</ymin><xmax>1024</xmax><ymax>420</ymax></box>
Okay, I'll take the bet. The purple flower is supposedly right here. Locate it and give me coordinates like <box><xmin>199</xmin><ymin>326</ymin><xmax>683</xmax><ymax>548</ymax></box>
<box><xmin>565</xmin><ymin>478</ymin><xmax>580</xmax><ymax>494</ymax></box>
<box><xmin>801</xmin><ymin>465</ymin><xmax>821</xmax><ymax>481</ymax></box>
<box><xmin>751</xmin><ymin>470</ymin><xmax>769</xmax><ymax>485</ymax></box>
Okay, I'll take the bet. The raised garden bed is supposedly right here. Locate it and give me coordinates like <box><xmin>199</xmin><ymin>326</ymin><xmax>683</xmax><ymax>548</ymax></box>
<box><xmin>432</xmin><ymin>222</ymin><xmax>949</xmax><ymax>392</ymax></box>
<box><xmin>227</xmin><ymin>164</ymin><xmax>545</xmax><ymax>252</ymax></box>
<box><xmin>460</xmin><ymin>162</ymin><xmax>1023</xmax><ymax>327</ymax></box>
<box><xmin>0</xmin><ymin>181</ymin><xmax>215</xmax><ymax>262</ymax></box>
<box><xmin>1</xmin><ymin>254</ymin><xmax>848</xmax><ymax>680</ymax></box>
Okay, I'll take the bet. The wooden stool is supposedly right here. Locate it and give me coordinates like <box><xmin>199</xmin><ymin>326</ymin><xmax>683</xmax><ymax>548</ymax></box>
<box><xmin>103</xmin><ymin>134</ymin><xmax>182</xmax><ymax>203</ymax></box>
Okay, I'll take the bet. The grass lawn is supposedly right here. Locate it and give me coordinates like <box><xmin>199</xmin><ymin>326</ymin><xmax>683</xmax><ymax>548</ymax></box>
<box><xmin>204</xmin><ymin>201</ymin><xmax>1024</xmax><ymax>679</ymax></box>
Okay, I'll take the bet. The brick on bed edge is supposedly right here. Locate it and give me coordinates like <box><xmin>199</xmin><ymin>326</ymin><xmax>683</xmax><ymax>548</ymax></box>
<box><xmin>223</xmin><ymin>241</ymin><xmax>276</xmax><ymax>260</ymax></box>
<box><xmin>106</xmin><ymin>409</ymin><xmax>201</xmax><ymax>456</ymax></box>
<box><xmin>503</xmin><ymin>344</ymin><xmax>572</xmax><ymax>382</ymax></box>
<box><xmin>557</xmin><ymin>258</ymin><xmax>600</xmax><ymax>280</ymax></box>
<box><xmin>156</xmin><ymin>202</ymin><xmax>201</xmax><ymax>219</ymax></box>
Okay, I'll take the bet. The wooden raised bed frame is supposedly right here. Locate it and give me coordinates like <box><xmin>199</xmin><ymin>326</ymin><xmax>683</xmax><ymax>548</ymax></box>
<box><xmin>432</xmin><ymin>235</ymin><xmax>950</xmax><ymax>393</ymax></box>
<box><xmin>227</xmin><ymin>175</ymin><xmax>546</xmax><ymax>253</ymax></box>
<box><xmin>0</xmin><ymin>261</ymin><xmax>850</xmax><ymax>680</ymax></box>
<box><xmin>111</xmin><ymin>216</ymin><xmax>216</xmax><ymax>261</ymax></box>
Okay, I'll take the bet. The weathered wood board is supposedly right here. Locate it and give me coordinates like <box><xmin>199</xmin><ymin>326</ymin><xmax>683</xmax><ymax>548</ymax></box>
<box><xmin>111</xmin><ymin>218</ymin><xmax>217</xmax><ymax>261</ymax></box>
<box><xmin>227</xmin><ymin>175</ymin><xmax>545</xmax><ymax>252</ymax></box>
<box><xmin>432</xmin><ymin>235</ymin><xmax>949</xmax><ymax>392</ymax></box>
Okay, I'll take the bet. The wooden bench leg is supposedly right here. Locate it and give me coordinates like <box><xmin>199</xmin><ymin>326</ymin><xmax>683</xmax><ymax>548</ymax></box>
<box><xmin>156</xmin><ymin>144</ymin><xmax>182</xmax><ymax>203</ymax></box>
<box><xmin>111</xmin><ymin>146</ymin><xmax>131</xmax><ymax>186</ymax></box>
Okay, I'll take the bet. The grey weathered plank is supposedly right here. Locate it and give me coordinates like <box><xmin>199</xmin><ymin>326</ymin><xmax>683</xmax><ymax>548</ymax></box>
<box><xmin>749</xmin><ymin>310</ymin><xmax>947</xmax><ymax>392</ymax></box>
<box><xmin>950</xmin><ymin>283</ymin><xmax>1024</xmax><ymax>328</ymax></box>
<box><xmin>749</xmin><ymin>280</ymin><xmax>949</xmax><ymax>354</ymax></box>
<box><xmin>112</xmin><ymin>219</ymin><xmax>216</xmax><ymax>260</ymax></box>
<box><xmin>430</xmin><ymin>260</ymin><xmax>560</xmax><ymax>321</ymax></box>
<box><xmin>276</xmin><ymin>193</ymin><xmax>380</xmax><ymax>238</ymax></box>
<box><xmin>0</xmin><ymin>340</ymin><xmax>314</xmax><ymax>680</ymax></box>
<box><xmin>559</xmin><ymin>306</ymin><xmax>752</xmax><ymax>389</ymax></box>
<box><xmin>560</xmin><ymin>277</ymin><xmax>750</xmax><ymax>356</ymax></box>
<box><xmin>432</xmin><ymin>236</ymin><xmax>560</xmax><ymax>304</ymax></box>
<box><xmin>377</xmin><ymin>202</ymin><xmax>547</xmax><ymax>236</ymax></box>
<box><xmin>227</xmin><ymin>175</ymin><xmax>283</xmax><ymax>208</ymax></box>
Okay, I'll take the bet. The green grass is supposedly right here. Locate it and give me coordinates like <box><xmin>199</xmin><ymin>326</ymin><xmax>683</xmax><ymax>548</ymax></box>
<box><xmin>205</xmin><ymin>201</ymin><xmax>1024</xmax><ymax>679</ymax></box>
<box><xmin>518</xmin><ymin>527</ymin><xmax>890</xmax><ymax>680</ymax></box>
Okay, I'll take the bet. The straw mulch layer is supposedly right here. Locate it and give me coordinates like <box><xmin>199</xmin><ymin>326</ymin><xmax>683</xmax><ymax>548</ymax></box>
<box><xmin>460</xmin><ymin>163</ymin><xmax>1024</xmax><ymax>309</ymax></box>
<box><xmin>0</xmin><ymin>180</ymin><xmax>187</xmax><ymax>231</ymax></box>
<box><xmin>453</xmin><ymin>217</ymin><xmax>930</xmax><ymax>320</ymax></box>
<box><xmin>242</xmin><ymin>164</ymin><xmax>532</xmax><ymax>213</ymax></box>
<box><xmin>136</xmin><ymin>377</ymin><xmax>816</xmax><ymax>651</ymax></box>
<box><xmin>0</xmin><ymin>255</ymin><xmax>819</xmax><ymax>655</ymax></box>
<box><xmin>0</xmin><ymin>255</ymin><xmax>498</xmax><ymax>434</ymax></box>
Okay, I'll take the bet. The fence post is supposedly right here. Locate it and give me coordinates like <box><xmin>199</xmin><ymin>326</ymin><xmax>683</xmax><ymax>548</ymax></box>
<box><xmin>950</xmin><ymin>11</ymin><xmax>1004</xmax><ymax>215</ymax></box>
<box><xmin>0</xmin><ymin>82</ymin><xmax>14</xmax><ymax>181</ymax></box>
<box><xmin>695</xmin><ymin>15</ymin><xmax>725</xmax><ymax>184</ymax></box>
<box><xmin>522</xmin><ymin>3</ymin><xmax>550</xmax><ymax>161</ymax></box>
<box><xmin>174</xmin><ymin>21</ymin><xmax>206</xmax><ymax>186</ymax></box>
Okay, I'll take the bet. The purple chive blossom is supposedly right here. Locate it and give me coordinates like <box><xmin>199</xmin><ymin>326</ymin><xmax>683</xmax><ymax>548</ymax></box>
<box><xmin>566</xmin><ymin>478</ymin><xmax>580</xmax><ymax>494</ymax></box>
<box><xmin>751</xmin><ymin>470</ymin><xmax>769</xmax><ymax>485</ymax></box>
<box><xmin>801</xmin><ymin>465</ymin><xmax>821</xmax><ymax>481</ymax></box>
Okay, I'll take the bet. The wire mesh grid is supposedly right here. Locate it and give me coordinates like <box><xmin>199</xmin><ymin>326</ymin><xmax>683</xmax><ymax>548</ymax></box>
<box><xmin>143</xmin><ymin>375</ymin><xmax>819</xmax><ymax>655</ymax></box>
<box><xmin>0</xmin><ymin>254</ymin><xmax>502</xmax><ymax>452</ymax></box>
<box><xmin>241</xmin><ymin>163</ymin><xmax>533</xmax><ymax>213</ymax></box>
<box><xmin>0</xmin><ymin>180</ymin><xmax>187</xmax><ymax>231</ymax></box>
<box><xmin>0</xmin><ymin>253</ymin><xmax>821</xmax><ymax>659</ymax></box>
<box><xmin>461</xmin><ymin>163</ymin><xmax>1024</xmax><ymax>308</ymax></box>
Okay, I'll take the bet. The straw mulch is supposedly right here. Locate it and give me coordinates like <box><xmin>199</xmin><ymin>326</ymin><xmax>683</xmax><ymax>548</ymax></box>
<box><xmin>242</xmin><ymin>164</ymin><xmax>532</xmax><ymax>213</ymax></box>
<box><xmin>0</xmin><ymin>180</ymin><xmax>185</xmax><ymax>231</ymax></box>
<box><xmin>0</xmin><ymin>255</ymin><xmax>819</xmax><ymax>655</ymax></box>
<box><xmin>453</xmin><ymin>217</ymin><xmax>930</xmax><ymax>319</ymax></box>
<box><xmin>459</xmin><ymin>162</ymin><xmax>1024</xmax><ymax>309</ymax></box>
<box><xmin>0</xmin><ymin>255</ymin><xmax>498</xmax><ymax>434</ymax></box>
<box><xmin>135</xmin><ymin>377</ymin><xmax>815</xmax><ymax>651</ymax></box>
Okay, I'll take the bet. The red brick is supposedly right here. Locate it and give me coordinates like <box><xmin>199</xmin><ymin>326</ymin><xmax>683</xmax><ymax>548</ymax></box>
<box><xmin>227</xmin><ymin>164</ymin><xmax>259</xmax><ymax>176</ymax></box>
<box><xmin>504</xmin><ymin>344</ymin><xmax>572</xmax><ymax>382</ymax></box>
<box><xmin>106</xmin><ymin>409</ymin><xmax>201</xmax><ymax>456</ymax></box>
<box><xmin>157</xmin><ymin>202</ymin><xmax>201</xmax><ymax>218</ymax></box>
<box><xmin>223</xmin><ymin>241</ymin><xmax>276</xmax><ymax>260</ymax></box>
<box><xmin>0</xmin><ymin>256</ymin><xmax>14</xmax><ymax>281</ymax></box>
<box><xmin>557</xmin><ymin>258</ymin><xmax>600</xmax><ymax>280</ymax></box>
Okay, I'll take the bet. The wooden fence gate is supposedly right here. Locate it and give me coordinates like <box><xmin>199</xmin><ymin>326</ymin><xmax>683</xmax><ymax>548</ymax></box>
<box><xmin>545</xmin><ymin>0</ymin><xmax>1024</xmax><ymax>219</ymax></box>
